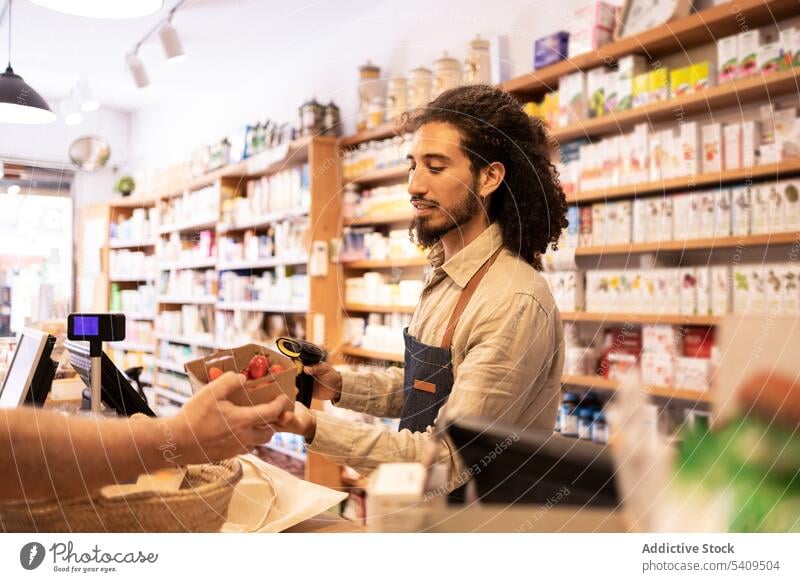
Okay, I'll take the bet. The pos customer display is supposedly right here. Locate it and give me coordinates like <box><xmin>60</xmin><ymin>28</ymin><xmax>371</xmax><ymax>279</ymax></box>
<box><xmin>0</xmin><ymin>327</ymin><xmax>57</xmax><ymax>408</ymax></box>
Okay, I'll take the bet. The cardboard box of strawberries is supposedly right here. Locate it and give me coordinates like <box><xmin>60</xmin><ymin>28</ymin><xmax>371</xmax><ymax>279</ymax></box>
<box><xmin>184</xmin><ymin>343</ymin><xmax>300</xmax><ymax>407</ymax></box>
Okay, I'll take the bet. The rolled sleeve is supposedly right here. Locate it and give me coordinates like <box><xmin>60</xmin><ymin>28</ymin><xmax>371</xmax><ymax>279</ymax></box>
<box><xmin>334</xmin><ymin>366</ymin><xmax>406</xmax><ymax>418</ymax></box>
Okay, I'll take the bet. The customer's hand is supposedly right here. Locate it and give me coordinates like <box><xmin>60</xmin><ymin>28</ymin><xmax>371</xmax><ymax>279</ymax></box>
<box><xmin>270</xmin><ymin>402</ymin><xmax>317</xmax><ymax>442</ymax></box>
<box><xmin>304</xmin><ymin>362</ymin><xmax>342</xmax><ymax>400</ymax></box>
<box><xmin>166</xmin><ymin>372</ymin><xmax>293</xmax><ymax>464</ymax></box>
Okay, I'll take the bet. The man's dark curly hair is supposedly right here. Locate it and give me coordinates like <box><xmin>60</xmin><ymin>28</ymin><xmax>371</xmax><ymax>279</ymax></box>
<box><xmin>401</xmin><ymin>84</ymin><xmax>568</xmax><ymax>271</ymax></box>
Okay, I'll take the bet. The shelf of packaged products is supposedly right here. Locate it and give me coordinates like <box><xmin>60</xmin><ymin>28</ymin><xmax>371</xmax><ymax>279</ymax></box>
<box><xmin>561</xmin><ymin>374</ymin><xmax>712</xmax><ymax>403</ymax></box>
<box><xmin>567</xmin><ymin>158</ymin><xmax>800</xmax><ymax>204</ymax></box>
<box><xmin>561</xmin><ymin>311</ymin><xmax>718</xmax><ymax>326</ymax></box>
<box><xmin>215</xmin><ymin>301</ymin><xmax>308</xmax><ymax>313</ymax></box>
<box><xmin>344</xmin><ymin>303</ymin><xmax>416</xmax><ymax>314</ymax></box>
<box><xmin>157</xmin><ymin>257</ymin><xmax>217</xmax><ymax>270</ymax></box>
<box><xmin>109</xmin><ymin>275</ymin><xmax>156</xmax><ymax>283</ymax></box>
<box><xmin>156</xmin><ymin>359</ymin><xmax>188</xmax><ymax>375</ymax></box>
<box><xmin>500</xmin><ymin>0</ymin><xmax>799</xmax><ymax>98</ymax></box>
<box><xmin>157</xmin><ymin>295</ymin><xmax>217</xmax><ymax>305</ymax></box>
<box><xmin>109</xmin><ymin>239</ymin><xmax>158</xmax><ymax>250</ymax></box>
<box><xmin>110</xmin><ymin>342</ymin><xmax>155</xmax><ymax>353</ymax></box>
<box><xmin>217</xmin><ymin>255</ymin><xmax>309</xmax><ymax>271</ymax></box>
<box><xmin>217</xmin><ymin>208</ymin><xmax>310</xmax><ymax>233</ymax></box>
<box><xmin>574</xmin><ymin>231</ymin><xmax>800</xmax><ymax>256</ymax></box>
<box><xmin>158</xmin><ymin>216</ymin><xmax>218</xmax><ymax>235</ymax></box>
<box><xmin>339</xmin><ymin>345</ymin><xmax>404</xmax><ymax>363</ymax></box>
<box><xmin>340</xmin><ymin>121</ymin><xmax>400</xmax><ymax>147</ymax></box>
<box><xmin>108</xmin><ymin>196</ymin><xmax>160</xmax><ymax>209</ymax></box>
<box><xmin>551</xmin><ymin>68</ymin><xmax>800</xmax><ymax>143</ymax></box>
<box><xmin>155</xmin><ymin>332</ymin><xmax>217</xmax><ymax>349</ymax></box>
<box><xmin>341</xmin><ymin>257</ymin><xmax>428</xmax><ymax>269</ymax></box>
<box><xmin>126</xmin><ymin>312</ymin><xmax>156</xmax><ymax>321</ymax></box>
<box><xmin>153</xmin><ymin>386</ymin><xmax>191</xmax><ymax>404</ymax></box>
<box><xmin>347</xmin><ymin>210</ymin><xmax>414</xmax><ymax>226</ymax></box>
<box><xmin>265</xmin><ymin>441</ymin><xmax>307</xmax><ymax>462</ymax></box>
<box><xmin>343</xmin><ymin>165</ymin><xmax>407</xmax><ymax>186</ymax></box>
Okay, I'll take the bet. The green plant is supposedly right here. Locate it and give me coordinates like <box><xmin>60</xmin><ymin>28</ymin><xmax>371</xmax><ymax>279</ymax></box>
<box><xmin>114</xmin><ymin>175</ymin><xmax>135</xmax><ymax>197</ymax></box>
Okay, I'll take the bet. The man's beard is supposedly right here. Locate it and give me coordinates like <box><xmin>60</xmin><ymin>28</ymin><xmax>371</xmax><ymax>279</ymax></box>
<box><xmin>409</xmin><ymin>187</ymin><xmax>483</xmax><ymax>248</ymax></box>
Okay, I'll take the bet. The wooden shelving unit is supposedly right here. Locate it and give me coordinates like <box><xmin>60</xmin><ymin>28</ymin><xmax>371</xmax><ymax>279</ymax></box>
<box><xmin>158</xmin><ymin>216</ymin><xmax>218</xmax><ymax>235</ymax></box>
<box><xmin>339</xmin><ymin>345</ymin><xmax>404</xmax><ymax>363</ymax></box>
<box><xmin>341</xmin><ymin>257</ymin><xmax>428</xmax><ymax>269</ymax></box>
<box><xmin>157</xmin><ymin>295</ymin><xmax>217</xmax><ymax>305</ymax></box>
<box><xmin>157</xmin><ymin>257</ymin><xmax>217</xmax><ymax>270</ymax></box>
<box><xmin>109</xmin><ymin>238</ymin><xmax>157</xmax><ymax>250</ymax></box>
<box><xmin>155</xmin><ymin>332</ymin><xmax>217</xmax><ymax>349</ymax></box>
<box><xmin>340</xmin><ymin>121</ymin><xmax>399</xmax><ymax>147</ymax></box>
<box><xmin>561</xmin><ymin>312</ymin><xmax>718</xmax><ymax>326</ymax></box>
<box><xmin>500</xmin><ymin>0</ymin><xmax>799</xmax><ymax>99</ymax></box>
<box><xmin>344</xmin><ymin>303</ymin><xmax>416</xmax><ymax>314</ymax></box>
<box><xmin>575</xmin><ymin>231</ymin><xmax>800</xmax><ymax>256</ymax></box>
<box><xmin>343</xmin><ymin>165</ymin><xmax>407</xmax><ymax>186</ymax></box>
<box><xmin>562</xmin><ymin>374</ymin><xmax>712</xmax><ymax>404</ymax></box>
<box><xmin>215</xmin><ymin>301</ymin><xmax>308</xmax><ymax>313</ymax></box>
<box><xmin>567</xmin><ymin>159</ymin><xmax>800</xmax><ymax>204</ymax></box>
<box><xmin>217</xmin><ymin>255</ymin><xmax>309</xmax><ymax>270</ymax></box>
<box><xmin>217</xmin><ymin>208</ymin><xmax>309</xmax><ymax>233</ymax></box>
<box><xmin>348</xmin><ymin>210</ymin><xmax>414</xmax><ymax>226</ymax></box>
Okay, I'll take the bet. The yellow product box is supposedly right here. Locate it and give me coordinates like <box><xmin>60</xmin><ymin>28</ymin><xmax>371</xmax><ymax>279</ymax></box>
<box><xmin>670</xmin><ymin>66</ymin><xmax>692</xmax><ymax>97</ymax></box>
<box><xmin>689</xmin><ymin>61</ymin><xmax>713</xmax><ymax>92</ymax></box>
<box><xmin>632</xmin><ymin>72</ymin><xmax>650</xmax><ymax>107</ymax></box>
<box><xmin>649</xmin><ymin>67</ymin><xmax>669</xmax><ymax>101</ymax></box>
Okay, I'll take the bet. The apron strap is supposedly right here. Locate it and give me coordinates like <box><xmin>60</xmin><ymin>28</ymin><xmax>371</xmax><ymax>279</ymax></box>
<box><xmin>440</xmin><ymin>246</ymin><xmax>503</xmax><ymax>350</ymax></box>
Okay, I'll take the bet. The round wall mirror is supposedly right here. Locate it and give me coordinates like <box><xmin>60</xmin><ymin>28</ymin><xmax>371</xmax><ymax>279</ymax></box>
<box><xmin>68</xmin><ymin>135</ymin><xmax>110</xmax><ymax>171</ymax></box>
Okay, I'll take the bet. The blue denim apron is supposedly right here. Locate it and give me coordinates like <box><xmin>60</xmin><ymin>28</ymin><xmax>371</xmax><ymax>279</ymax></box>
<box><xmin>398</xmin><ymin>247</ymin><xmax>502</xmax><ymax>433</ymax></box>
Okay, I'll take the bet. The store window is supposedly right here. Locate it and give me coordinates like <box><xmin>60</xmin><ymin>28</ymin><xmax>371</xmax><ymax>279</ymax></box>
<box><xmin>0</xmin><ymin>166</ymin><xmax>73</xmax><ymax>337</ymax></box>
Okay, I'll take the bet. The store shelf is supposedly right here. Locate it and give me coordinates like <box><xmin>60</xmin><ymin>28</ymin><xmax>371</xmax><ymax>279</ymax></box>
<box><xmin>575</xmin><ymin>232</ymin><xmax>800</xmax><ymax>256</ymax></box>
<box><xmin>157</xmin><ymin>295</ymin><xmax>217</xmax><ymax>305</ymax></box>
<box><xmin>153</xmin><ymin>386</ymin><xmax>191</xmax><ymax>404</ymax></box>
<box><xmin>551</xmin><ymin>68</ymin><xmax>800</xmax><ymax>143</ymax></box>
<box><xmin>217</xmin><ymin>208</ymin><xmax>309</xmax><ymax>233</ymax></box>
<box><xmin>217</xmin><ymin>255</ymin><xmax>309</xmax><ymax>271</ymax></box>
<box><xmin>344</xmin><ymin>303</ymin><xmax>415</xmax><ymax>314</ymax></box>
<box><xmin>158</xmin><ymin>216</ymin><xmax>218</xmax><ymax>234</ymax></box>
<box><xmin>561</xmin><ymin>312</ymin><xmax>718</xmax><ymax>326</ymax></box>
<box><xmin>109</xmin><ymin>238</ymin><xmax>158</xmax><ymax>249</ymax></box>
<box><xmin>156</xmin><ymin>359</ymin><xmax>188</xmax><ymax>375</ymax></box>
<box><xmin>339</xmin><ymin>345</ymin><xmax>404</xmax><ymax>363</ymax></box>
<box><xmin>155</xmin><ymin>332</ymin><xmax>217</xmax><ymax>349</ymax></box>
<box><xmin>562</xmin><ymin>374</ymin><xmax>712</xmax><ymax>404</ymax></box>
<box><xmin>265</xmin><ymin>441</ymin><xmax>307</xmax><ymax>462</ymax></box>
<box><xmin>340</xmin><ymin>121</ymin><xmax>400</xmax><ymax>147</ymax></box>
<box><xmin>108</xmin><ymin>196</ymin><xmax>160</xmax><ymax>209</ymax></box>
<box><xmin>348</xmin><ymin>210</ymin><xmax>414</xmax><ymax>226</ymax></box>
<box><xmin>158</xmin><ymin>257</ymin><xmax>217</xmax><ymax>270</ymax></box>
<box><xmin>341</xmin><ymin>257</ymin><xmax>428</xmax><ymax>269</ymax></box>
<box><xmin>109</xmin><ymin>275</ymin><xmax>155</xmax><ymax>282</ymax></box>
<box><xmin>500</xmin><ymin>0</ymin><xmax>799</xmax><ymax>98</ymax></box>
<box><xmin>343</xmin><ymin>165</ymin><xmax>407</xmax><ymax>186</ymax></box>
<box><xmin>245</xmin><ymin>135</ymin><xmax>314</xmax><ymax>178</ymax></box>
<box><xmin>568</xmin><ymin>159</ymin><xmax>800</xmax><ymax>204</ymax></box>
<box><xmin>126</xmin><ymin>312</ymin><xmax>156</xmax><ymax>321</ymax></box>
<box><xmin>215</xmin><ymin>301</ymin><xmax>308</xmax><ymax>313</ymax></box>
<box><xmin>110</xmin><ymin>341</ymin><xmax>155</xmax><ymax>353</ymax></box>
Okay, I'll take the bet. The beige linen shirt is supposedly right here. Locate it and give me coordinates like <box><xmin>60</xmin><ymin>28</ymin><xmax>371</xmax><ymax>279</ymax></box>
<box><xmin>308</xmin><ymin>222</ymin><xmax>564</xmax><ymax>482</ymax></box>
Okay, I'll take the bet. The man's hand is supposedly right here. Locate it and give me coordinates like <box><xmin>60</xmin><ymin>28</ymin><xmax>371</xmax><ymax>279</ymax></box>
<box><xmin>304</xmin><ymin>362</ymin><xmax>342</xmax><ymax>400</ymax></box>
<box><xmin>271</xmin><ymin>402</ymin><xmax>317</xmax><ymax>442</ymax></box>
<box><xmin>166</xmin><ymin>372</ymin><xmax>293</xmax><ymax>464</ymax></box>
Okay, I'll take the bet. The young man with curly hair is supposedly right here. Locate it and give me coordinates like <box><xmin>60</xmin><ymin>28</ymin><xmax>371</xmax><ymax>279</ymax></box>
<box><xmin>276</xmin><ymin>85</ymin><xmax>568</xmax><ymax>489</ymax></box>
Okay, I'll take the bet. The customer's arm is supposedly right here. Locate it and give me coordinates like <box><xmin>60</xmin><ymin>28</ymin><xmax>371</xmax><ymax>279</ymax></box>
<box><xmin>0</xmin><ymin>372</ymin><xmax>292</xmax><ymax>502</ymax></box>
<box><xmin>282</xmin><ymin>294</ymin><xmax>561</xmax><ymax>483</ymax></box>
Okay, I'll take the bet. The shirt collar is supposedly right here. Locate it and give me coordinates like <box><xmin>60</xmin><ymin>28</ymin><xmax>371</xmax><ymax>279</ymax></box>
<box><xmin>433</xmin><ymin>222</ymin><xmax>503</xmax><ymax>288</ymax></box>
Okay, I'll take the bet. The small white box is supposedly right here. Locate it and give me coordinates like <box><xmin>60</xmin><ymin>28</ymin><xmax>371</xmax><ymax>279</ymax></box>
<box><xmin>592</xmin><ymin>203</ymin><xmax>609</xmax><ymax>246</ymax></box>
<box><xmin>737</xmin><ymin>29</ymin><xmax>764</xmax><ymax>78</ymax></box>
<box><xmin>680</xmin><ymin>121</ymin><xmax>700</xmax><ymax>177</ymax></box>
<box><xmin>741</xmin><ymin>120</ymin><xmax>761</xmax><ymax>169</ymax></box>
<box><xmin>711</xmin><ymin>265</ymin><xmax>731</xmax><ymax>316</ymax></box>
<box><xmin>615</xmin><ymin>55</ymin><xmax>647</xmax><ymax>111</ymax></box>
<box><xmin>779</xmin><ymin>179</ymin><xmax>800</xmax><ymax>231</ymax></box>
<box><xmin>675</xmin><ymin>357</ymin><xmax>711</xmax><ymax>391</ymax></box>
<box><xmin>679</xmin><ymin>267</ymin><xmax>698</xmax><ymax>315</ymax></box>
<box><xmin>671</xmin><ymin>193</ymin><xmax>692</xmax><ymax>240</ymax></box>
<box><xmin>697</xmin><ymin>190</ymin><xmax>716</xmax><ymax>238</ymax></box>
<box><xmin>713</xmin><ymin>189</ymin><xmax>732</xmax><ymax>238</ymax></box>
<box><xmin>664</xmin><ymin>268</ymin><xmax>681</xmax><ymax>313</ymax></box>
<box><xmin>366</xmin><ymin>463</ymin><xmax>426</xmax><ymax>532</ymax></box>
<box><xmin>610</xmin><ymin>200</ymin><xmax>632</xmax><ymax>244</ymax></box>
<box><xmin>724</xmin><ymin>123</ymin><xmax>742</xmax><ymax>170</ymax></box>
<box><xmin>641</xmin><ymin>352</ymin><xmax>674</xmax><ymax>387</ymax></box>
<box><xmin>717</xmin><ymin>35</ymin><xmax>739</xmax><ymax>83</ymax></box>
<box><xmin>632</xmin><ymin>198</ymin><xmax>648</xmax><ymax>243</ymax></box>
<box><xmin>764</xmin><ymin>264</ymin><xmax>783</xmax><ymax>315</ymax></box>
<box><xmin>751</xmin><ymin>185</ymin><xmax>770</xmax><ymax>234</ymax></box>
<box><xmin>758</xmin><ymin>40</ymin><xmax>782</xmax><ymax>74</ymax></box>
<box><xmin>749</xmin><ymin>266</ymin><xmax>767</xmax><ymax>314</ymax></box>
<box><xmin>701</xmin><ymin>123</ymin><xmax>724</xmax><ymax>174</ymax></box>
<box><xmin>649</xmin><ymin>132</ymin><xmax>665</xmax><ymax>182</ymax></box>
<box><xmin>643</xmin><ymin>324</ymin><xmax>683</xmax><ymax>356</ymax></box>
<box><xmin>731</xmin><ymin>186</ymin><xmax>752</xmax><ymax>236</ymax></box>
<box><xmin>697</xmin><ymin>266</ymin><xmax>711</xmax><ymax>316</ymax></box>
<box><xmin>765</xmin><ymin>182</ymin><xmax>784</xmax><ymax>233</ymax></box>
<box><xmin>732</xmin><ymin>265</ymin><xmax>752</xmax><ymax>314</ymax></box>
<box><xmin>782</xmin><ymin>266</ymin><xmax>800</xmax><ymax>314</ymax></box>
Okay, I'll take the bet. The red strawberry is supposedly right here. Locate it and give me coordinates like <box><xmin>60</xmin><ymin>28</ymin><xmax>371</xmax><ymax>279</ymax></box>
<box><xmin>248</xmin><ymin>355</ymin><xmax>269</xmax><ymax>379</ymax></box>
<box><xmin>208</xmin><ymin>366</ymin><xmax>224</xmax><ymax>381</ymax></box>
<box><xmin>269</xmin><ymin>364</ymin><xmax>285</xmax><ymax>375</ymax></box>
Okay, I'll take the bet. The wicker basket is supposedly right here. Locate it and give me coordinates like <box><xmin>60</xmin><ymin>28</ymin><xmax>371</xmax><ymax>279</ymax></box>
<box><xmin>0</xmin><ymin>459</ymin><xmax>243</xmax><ymax>533</ymax></box>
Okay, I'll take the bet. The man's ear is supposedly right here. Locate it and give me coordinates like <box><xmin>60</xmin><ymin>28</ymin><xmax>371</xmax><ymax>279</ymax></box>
<box><xmin>478</xmin><ymin>162</ymin><xmax>505</xmax><ymax>198</ymax></box>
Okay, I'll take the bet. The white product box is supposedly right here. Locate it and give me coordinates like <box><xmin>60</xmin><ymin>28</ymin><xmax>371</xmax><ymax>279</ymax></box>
<box><xmin>641</xmin><ymin>352</ymin><xmax>674</xmax><ymax>387</ymax></box>
<box><xmin>758</xmin><ymin>41</ymin><xmax>782</xmax><ymax>74</ymax></box>
<box><xmin>701</xmin><ymin>123</ymin><xmax>724</xmax><ymax>174</ymax></box>
<box><xmin>731</xmin><ymin>186</ymin><xmax>752</xmax><ymax>236</ymax></box>
<box><xmin>559</xmin><ymin>72</ymin><xmax>588</xmax><ymax>126</ymax></box>
<box><xmin>592</xmin><ymin>203</ymin><xmax>609</xmax><ymax>246</ymax></box>
<box><xmin>711</xmin><ymin>265</ymin><xmax>731</xmax><ymax>315</ymax></box>
<box><xmin>697</xmin><ymin>266</ymin><xmax>711</xmax><ymax>315</ymax></box>
<box><xmin>586</xmin><ymin>67</ymin><xmax>608</xmax><ymax>119</ymax></box>
<box><xmin>779</xmin><ymin>27</ymin><xmax>797</xmax><ymax>70</ymax></box>
<box><xmin>604</xmin><ymin>70</ymin><xmax>620</xmax><ymax>114</ymax></box>
<box><xmin>741</xmin><ymin>120</ymin><xmax>761</xmax><ymax>169</ymax></box>
<box><xmin>643</xmin><ymin>324</ymin><xmax>682</xmax><ymax>356</ymax></box>
<box><xmin>675</xmin><ymin>357</ymin><xmax>711</xmax><ymax>391</ymax></box>
<box><xmin>750</xmin><ymin>266</ymin><xmax>767</xmax><ymax>314</ymax></box>
<box><xmin>568</xmin><ymin>26</ymin><xmax>615</xmax><ymax>58</ymax></box>
<box><xmin>630</xmin><ymin>124</ymin><xmax>650</xmax><ymax>183</ymax></box>
<box><xmin>659</xmin><ymin>196</ymin><xmax>674</xmax><ymax>242</ymax></box>
<box><xmin>765</xmin><ymin>182</ymin><xmax>784</xmax><ymax>233</ymax></box>
<box><xmin>639</xmin><ymin>270</ymin><xmax>657</xmax><ymax>313</ymax></box>
<box><xmin>680</xmin><ymin>121</ymin><xmax>700</xmax><ymax>177</ymax></box>
<box><xmin>713</xmin><ymin>189</ymin><xmax>732</xmax><ymax>238</ymax></box>
<box><xmin>609</xmin><ymin>200</ymin><xmax>632</xmax><ymax>244</ymax></box>
<box><xmin>570</xmin><ymin>1</ymin><xmax>618</xmax><ymax>32</ymax></box>
<box><xmin>782</xmin><ymin>266</ymin><xmax>800</xmax><ymax>314</ymax></box>
<box><xmin>723</xmin><ymin>123</ymin><xmax>742</xmax><ymax>170</ymax></box>
<box><xmin>764</xmin><ymin>264</ymin><xmax>783</xmax><ymax>315</ymax></box>
<box><xmin>779</xmin><ymin>179</ymin><xmax>800</xmax><ymax>231</ymax></box>
<box><xmin>732</xmin><ymin>265</ymin><xmax>752</xmax><ymax>314</ymax></box>
<box><xmin>717</xmin><ymin>35</ymin><xmax>739</xmax><ymax>83</ymax></box>
<box><xmin>662</xmin><ymin>130</ymin><xmax>680</xmax><ymax>180</ymax></box>
<box><xmin>616</xmin><ymin>55</ymin><xmax>647</xmax><ymax>111</ymax></box>
<box><xmin>649</xmin><ymin>131</ymin><xmax>665</xmax><ymax>182</ymax></box>
<box><xmin>737</xmin><ymin>29</ymin><xmax>765</xmax><ymax>78</ymax></box>
<box><xmin>679</xmin><ymin>267</ymin><xmax>698</xmax><ymax>315</ymax></box>
<box><xmin>632</xmin><ymin>198</ymin><xmax>648</xmax><ymax>243</ymax></box>
<box><xmin>366</xmin><ymin>463</ymin><xmax>426</xmax><ymax>532</ymax></box>
<box><xmin>660</xmin><ymin>268</ymin><xmax>681</xmax><ymax>313</ymax></box>
<box><xmin>751</xmin><ymin>185</ymin><xmax>770</xmax><ymax>234</ymax></box>
<box><xmin>671</xmin><ymin>193</ymin><xmax>692</xmax><ymax>240</ymax></box>
<box><xmin>697</xmin><ymin>190</ymin><xmax>716</xmax><ymax>238</ymax></box>
<box><xmin>774</xmin><ymin>107</ymin><xmax>799</xmax><ymax>159</ymax></box>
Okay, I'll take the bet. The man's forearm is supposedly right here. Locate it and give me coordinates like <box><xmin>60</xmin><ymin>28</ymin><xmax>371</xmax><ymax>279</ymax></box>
<box><xmin>0</xmin><ymin>408</ymin><xmax>177</xmax><ymax>502</ymax></box>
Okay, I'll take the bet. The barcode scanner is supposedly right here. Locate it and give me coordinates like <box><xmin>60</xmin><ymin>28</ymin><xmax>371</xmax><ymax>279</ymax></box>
<box><xmin>276</xmin><ymin>337</ymin><xmax>327</xmax><ymax>408</ymax></box>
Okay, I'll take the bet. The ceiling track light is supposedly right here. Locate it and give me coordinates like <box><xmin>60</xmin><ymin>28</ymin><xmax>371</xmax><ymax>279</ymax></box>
<box><xmin>127</xmin><ymin>53</ymin><xmax>150</xmax><ymax>89</ymax></box>
<box><xmin>160</xmin><ymin>20</ymin><xmax>186</xmax><ymax>63</ymax></box>
<box><xmin>126</xmin><ymin>0</ymin><xmax>187</xmax><ymax>88</ymax></box>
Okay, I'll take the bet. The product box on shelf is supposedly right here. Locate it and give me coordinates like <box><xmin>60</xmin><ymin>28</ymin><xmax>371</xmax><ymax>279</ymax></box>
<box><xmin>611</xmin><ymin>200</ymin><xmax>632</xmax><ymax>244</ymax></box>
<box><xmin>782</xmin><ymin>266</ymin><xmax>799</xmax><ymax>313</ymax></box>
<box><xmin>679</xmin><ymin>267</ymin><xmax>698</xmax><ymax>315</ymax></box>
<box><xmin>749</xmin><ymin>266</ymin><xmax>767</xmax><ymax>314</ymax></box>
<box><xmin>738</xmin><ymin>29</ymin><xmax>764</xmax><ymax>78</ymax></box>
<box><xmin>713</xmin><ymin>189</ymin><xmax>732</xmax><ymax>238</ymax></box>
<box><xmin>711</xmin><ymin>265</ymin><xmax>731</xmax><ymax>316</ymax></box>
<box><xmin>642</xmin><ymin>352</ymin><xmax>674</xmax><ymax>387</ymax></box>
<box><xmin>632</xmin><ymin>198</ymin><xmax>647</xmax><ymax>243</ymax></box>
<box><xmin>680</xmin><ymin>121</ymin><xmax>700</xmax><ymax>177</ymax></box>
<box><xmin>579</xmin><ymin>206</ymin><xmax>593</xmax><ymax>247</ymax></box>
<box><xmin>592</xmin><ymin>203</ymin><xmax>609</xmax><ymax>246</ymax></box>
<box><xmin>731</xmin><ymin>185</ymin><xmax>752</xmax><ymax>236</ymax></box>
<box><xmin>683</xmin><ymin>326</ymin><xmax>714</xmax><ymax>358</ymax></box>
<box><xmin>571</xmin><ymin>1</ymin><xmax>618</xmax><ymax>31</ymax></box>
<box><xmin>587</xmin><ymin>68</ymin><xmax>607</xmax><ymax>118</ymax></box>
<box><xmin>741</xmin><ymin>120</ymin><xmax>761</xmax><ymax>169</ymax></box>
<box><xmin>717</xmin><ymin>35</ymin><xmax>739</xmax><ymax>83</ymax></box>
<box><xmin>758</xmin><ymin>41</ymin><xmax>782</xmax><ymax>74</ymax></box>
<box><xmin>779</xmin><ymin>179</ymin><xmax>800</xmax><ymax>230</ymax></box>
<box><xmin>632</xmin><ymin>72</ymin><xmax>650</xmax><ymax>107</ymax></box>
<box><xmin>675</xmin><ymin>357</ymin><xmax>711</xmax><ymax>391</ymax></box>
<box><xmin>751</xmin><ymin>184</ymin><xmax>770</xmax><ymax>234</ymax></box>
<box><xmin>697</xmin><ymin>267</ymin><xmax>711</xmax><ymax>315</ymax></box>
<box><xmin>184</xmin><ymin>343</ymin><xmax>299</xmax><ymax>407</ymax></box>
<box><xmin>568</xmin><ymin>26</ymin><xmax>614</xmax><ymax>58</ymax></box>
<box><xmin>697</xmin><ymin>190</ymin><xmax>716</xmax><ymax>239</ymax></box>
<box><xmin>615</xmin><ymin>55</ymin><xmax>647</xmax><ymax>111</ymax></box>
<box><xmin>778</xmin><ymin>27</ymin><xmax>797</xmax><ymax>70</ymax></box>
<box><xmin>670</xmin><ymin>66</ymin><xmax>692</xmax><ymax>97</ymax></box>
<box><xmin>765</xmin><ymin>182</ymin><xmax>784</xmax><ymax>233</ymax></box>
<box><xmin>689</xmin><ymin>61</ymin><xmax>713</xmax><ymax>92</ymax></box>
<box><xmin>534</xmin><ymin>31</ymin><xmax>570</xmax><ymax>69</ymax></box>
<box><xmin>649</xmin><ymin>68</ymin><xmax>669</xmax><ymax>102</ymax></box>
<box><xmin>723</xmin><ymin>123</ymin><xmax>742</xmax><ymax>170</ymax></box>
<box><xmin>643</xmin><ymin>324</ymin><xmax>683</xmax><ymax>356</ymax></box>
<box><xmin>559</xmin><ymin>72</ymin><xmax>588</xmax><ymax>126</ymax></box>
<box><xmin>732</xmin><ymin>266</ymin><xmax>752</xmax><ymax>313</ymax></box>
<box><xmin>701</xmin><ymin>123</ymin><xmax>724</xmax><ymax>174</ymax></box>
<box><xmin>672</xmin><ymin>193</ymin><xmax>696</xmax><ymax>240</ymax></box>
<box><xmin>765</xmin><ymin>264</ymin><xmax>783</xmax><ymax>314</ymax></box>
